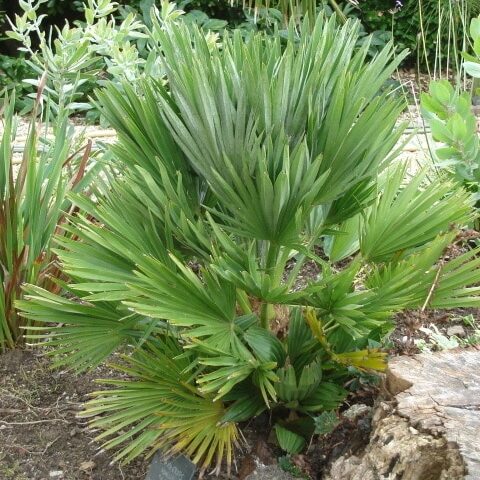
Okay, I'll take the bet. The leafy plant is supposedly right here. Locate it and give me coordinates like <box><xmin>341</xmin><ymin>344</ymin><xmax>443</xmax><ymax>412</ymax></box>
<box><xmin>463</xmin><ymin>15</ymin><xmax>480</xmax><ymax>76</ymax></box>
<box><xmin>415</xmin><ymin>324</ymin><xmax>460</xmax><ymax>351</ymax></box>
<box><xmin>314</xmin><ymin>411</ymin><xmax>339</xmax><ymax>435</ymax></box>
<box><xmin>230</xmin><ymin>0</ymin><xmax>346</xmax><ymax>25</ymax></box>
<box><xmin>420</xmin><ymin>14</ymin><xmax>480</xmax><ymax>213</ymax></box>
<box><xmin>0</xmin><ymin>86</ymin><xmax>101</xmax><ymax>352</ymax></box>
<box><xmin>421</xmin><ymin>80</ymin><xmax>480</xmax><ymax>185</ymax></box>
<box><xmin>0</xmin><ymin>54</ymin><xmax>36</xmax><ymax>112</ymax></box>
<box><xmin>17</xmin><ymin>15</ymin><xmax>480</xmax><ymax>474</ymax></box>
<box><xmin>5</xmin><ymin>0</ymin><xmax>206</xmax><ymax>118</ymax></box>
<box><xmin>460</xmin><ymin>314</ymin><xmax>480</xmax><ymax>344</ymax></box>
<box><xmin>6</xmin><ymin>0</ymin><xmax>149</xmax><ymax>116</ymax></box>
<box><xmin>278</xmin><ymin>455</ymin><xmax>310</xmax><ymax>479</ymax></box>
<box><xmin>275</xmin><ymin>425</ymin><xmax>306</xmax><ymax>454</ymax></box>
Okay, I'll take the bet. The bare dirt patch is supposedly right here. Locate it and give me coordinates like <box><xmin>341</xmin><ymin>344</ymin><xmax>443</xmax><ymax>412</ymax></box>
<box><xmin>0</xmin><ymin>350</ymin><xmax>147</xmax><ymax>480</ymax></box>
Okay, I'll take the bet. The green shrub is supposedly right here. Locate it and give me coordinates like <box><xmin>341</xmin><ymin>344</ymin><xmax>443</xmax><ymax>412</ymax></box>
<box><xmin>360</xmin><ymin>0</ymin><xmax>480</xmax><ymax>69</ymax></box>
<box><xmin>18</xmin><ymin>15</ymin><xmax>480</xmax><ymax>474</ymax></box>
<box><xmin>0</xmin><ymin>54</ymin><xmax>36</xmax><ymax>112</ymax></box>
<box><xmin>422</xmin><ymin>80</ymin><xmax>479</xmax><ymax>184</ymax></box>
<box><xmin>5</xmin><ymin>0</ymin><xmax>227</xmax><ymax>118</ymax></box>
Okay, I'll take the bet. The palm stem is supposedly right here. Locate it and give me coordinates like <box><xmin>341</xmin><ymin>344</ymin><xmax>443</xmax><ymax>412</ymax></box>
<box><xmin>260</xmin><ymin>242</ymin><xmax>280</xmax><ymax>329</ymax></box>
<box><xmin>260</xmin><ymin>302</ymin><xmax>275</xmax><ymax>329</ymax></box>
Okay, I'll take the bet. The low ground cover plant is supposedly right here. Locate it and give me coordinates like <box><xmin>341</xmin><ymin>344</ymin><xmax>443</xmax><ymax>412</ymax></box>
<box><xmin>17</xmin><ymin>13</ymin><xmax>480</xmax><ymax>475</ymax></box>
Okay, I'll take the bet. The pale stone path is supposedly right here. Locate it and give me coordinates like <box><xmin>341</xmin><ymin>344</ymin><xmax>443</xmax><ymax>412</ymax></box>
<box><xmin>3</xmin><ymin>111</ymin><xmax>431</xmax><ymax>170</ymax></box>
<box><xmin>5</xmin><ymin>120</ymin><xmax>117</xmax><ymax>165</ymax></box>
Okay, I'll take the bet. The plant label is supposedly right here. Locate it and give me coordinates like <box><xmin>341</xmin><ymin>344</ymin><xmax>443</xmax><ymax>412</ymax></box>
<box><xmin>146</xmin><ymin>452</ymin><xmax>196</xmax><ymax>480</ymax></box>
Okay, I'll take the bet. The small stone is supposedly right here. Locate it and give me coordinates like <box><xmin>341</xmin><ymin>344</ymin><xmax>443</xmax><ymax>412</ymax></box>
<box><xmin>343</xmin><ymin>403</ymin><xmax>372</xmax><ymax>421</ymax></box>
<box><xmin>69</xmin><ymin>427</ymin><xmax>79</xmax><ymax>437</ymax></box>
<box><xmin>245</xmin><ymin>464</ymin><xmax>296</xmax><ymax>480</ymax></box>
<box><xmin>49</xmin><ymin>471</ymin><xmax>63</xmax><ymax>478</ymax></box>
<box><xmin>146</xmin><ymin>453</ymin><xmax>196</xmax><ymax>480</ymax></box>
<box><xmin>372</xmin><ymin>402</ymin><xmax>392</xmax><ymax>424</ymax></box>
<box><xmin>447</xmin><ymin>325</ymin><xmax>466</xmax><ymax>338</ymax></box>
<box><xmin>79</xmin><ymin>460</ymin><xmax>96</xmax><ymax>472</ymax></box>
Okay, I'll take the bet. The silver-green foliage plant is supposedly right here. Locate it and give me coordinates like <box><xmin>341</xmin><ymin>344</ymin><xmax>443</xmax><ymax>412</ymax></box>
<box><xmin>7</xmin><ymin>0</ymin><xmax>139</xmax><ymax>114</ymax></box>
<box><xmin>5</xmin><ymin>0</ymin><xmax>196</xmax><ymax>116</ymax></box>
<box><xmin>421</xmin><ymin>80</ymin><xmax>480</xmax><ymax>185</ymax></box>
<box><xmin>463</xmin><ymin>15</ymin><xmax>480</xmax><ymax>78</ymax></box>
<box><xmin>18</xmin><ymin>15</ymin><xmax>480</xmax><ymax>474</ymax></box>
<box><xmin>421</xmin><ymin>16</ymin><xmax>480</xmax><ymax>197</ymax></box>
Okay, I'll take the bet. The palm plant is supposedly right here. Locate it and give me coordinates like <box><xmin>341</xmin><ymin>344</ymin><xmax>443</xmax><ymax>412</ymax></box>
<box><xmin>18</xmin><ymin>15</ymin><xmax>480</xmax><ymax>475</ymax></box>
<box><xmin>0</xmin><ymin>87</ymin><xmax>100</xmax><ymax>351</ymax></box>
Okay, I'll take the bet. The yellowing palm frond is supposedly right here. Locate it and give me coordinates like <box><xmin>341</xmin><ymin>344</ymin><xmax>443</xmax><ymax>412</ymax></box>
<box><xmin>84</xmin><ymin>341</ymin><xmax>238</xmax><ymax>476</ymax></box>
<box><xmin>333</xmin><ymin>349</ymin><xmax>388</xmax><ymax>372</ymax></box>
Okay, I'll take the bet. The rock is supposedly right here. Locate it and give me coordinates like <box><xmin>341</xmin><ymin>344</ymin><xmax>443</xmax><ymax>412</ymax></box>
<box><xmin>48</xmin><ymin>472</ymin><xmax>64</xmax><ymax>478</ymax></box>
<box><xmin>325</xmin><ymin>348</ymin><xmax>480</xmax><ymax>480</ymax></box>
<box><xmin>244</xmin><ymin>464</ymin><xmax>295</xmax><ymax>480</ymax></box>
<box><xmin>327</xmin><ymin>455</ymin><xmax>363</xmax><ymax>479</ymax></box>
<box><xmin>342</xmin><ymin>403</ymin><xmax>372</xmax><ymax>421</ymax></box>
<box><xmin>447</xmin><ymin>325</ymin><xmax>466</xmax><ymax>338</ymax></box>
<box><xmin>326</xmin><ymin>415</ymin><xmax>464</xmax><ymax>480</ymax></box>
<box><xmin>79</xmin><ymin>460</ymin><xmax>96</xmax><ymax>472</ymax></box>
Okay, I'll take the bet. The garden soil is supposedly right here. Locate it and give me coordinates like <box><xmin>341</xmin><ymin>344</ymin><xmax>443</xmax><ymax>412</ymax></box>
<box><xmin>0</xmin><ymin>350</ymin><xmax>146</xmax><ymax>480</ymax></box>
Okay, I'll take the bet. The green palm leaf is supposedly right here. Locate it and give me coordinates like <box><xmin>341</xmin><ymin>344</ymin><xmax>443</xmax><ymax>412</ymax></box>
<box><xmin>360</xmin><ymin>167</ymin><xmax>473</xmax><ymax>262</ymax></box>
<box><xmin>84</xmin><ymin>341</ymin><xmax>238</xmax><ymax>476</ymax></box>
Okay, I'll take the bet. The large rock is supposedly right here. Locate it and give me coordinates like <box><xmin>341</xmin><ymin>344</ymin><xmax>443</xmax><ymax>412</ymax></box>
<box><xmin>325</xmin><ymin>348</ymin><xmax>480</xmax><ymax>480</ymax></box>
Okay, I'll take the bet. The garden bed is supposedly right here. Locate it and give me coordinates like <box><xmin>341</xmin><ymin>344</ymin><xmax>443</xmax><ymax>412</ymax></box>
<box><xmin>0</xmin><ymin>348</ymin><xmax>374</xmax><ymax>480</ymax></box>
<box><xmin>1</xmin><ymin>305</ymin><xmax>477</xmax><ymax>480</ymax></box>
<box><xmin>1</xmin><ymin>6</ymin><xmax>479</xmax><ymax>478</ymax></box>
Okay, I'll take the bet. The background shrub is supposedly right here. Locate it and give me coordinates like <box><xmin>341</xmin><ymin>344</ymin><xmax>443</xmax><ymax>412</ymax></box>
<box><xmin>359</xmin><ymin>0</ymin><xmax>480</xmax><ymax>69</ymax></box>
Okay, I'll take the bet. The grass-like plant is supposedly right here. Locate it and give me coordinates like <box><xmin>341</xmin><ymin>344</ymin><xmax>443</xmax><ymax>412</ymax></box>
<box><xmin>18</xmin><ymin>15</ymin><xmax>480</xmax><ymax>475</ymax></box>
<box><xmin>0</xmin><ymin>86</ymin><xmax>100</xmax><ymax>352</ymax></box>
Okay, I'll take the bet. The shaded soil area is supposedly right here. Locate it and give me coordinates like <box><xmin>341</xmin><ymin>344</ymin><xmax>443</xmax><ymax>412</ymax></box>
<box><xmin>0</xmin><ymin>350</ymin><xmax>146</xmax><ymax>480</ymax></box>
<box><xmin>390</xmin><ymin>307</ymin><xmax>480</xmax><ymax>355</ymax></box>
